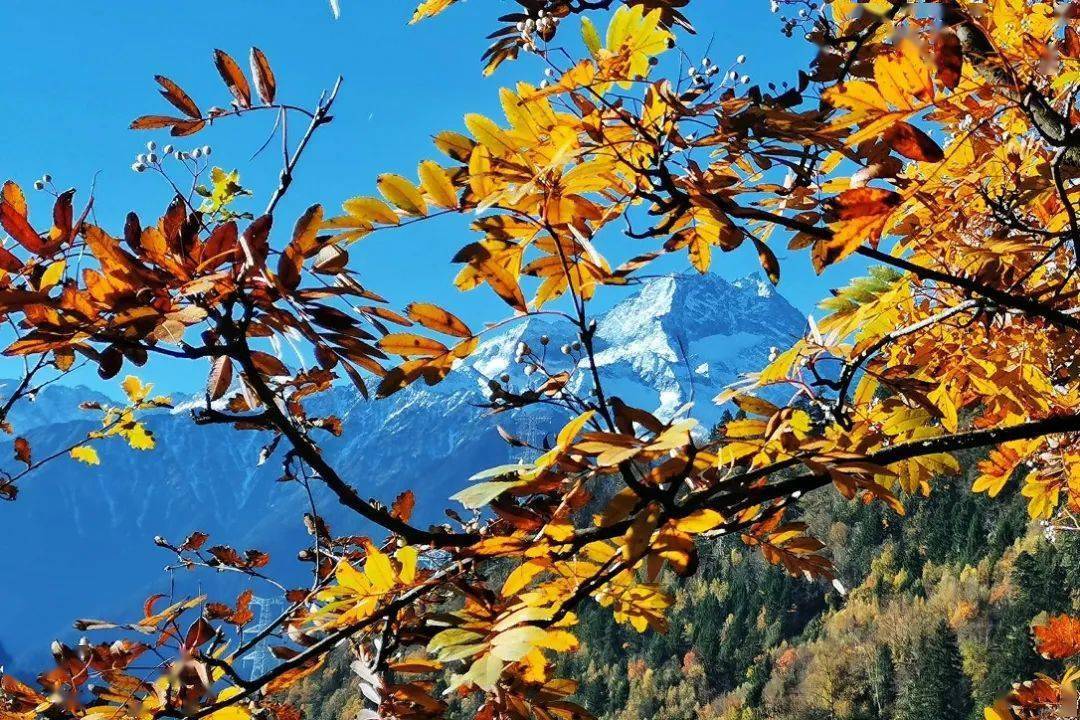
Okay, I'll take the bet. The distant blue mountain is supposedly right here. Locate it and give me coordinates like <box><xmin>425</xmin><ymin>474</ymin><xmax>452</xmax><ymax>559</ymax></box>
<box><xmin>0</xmin><ymin>272</ymin><xmax>806</xmax><ymax>673</ymax></box>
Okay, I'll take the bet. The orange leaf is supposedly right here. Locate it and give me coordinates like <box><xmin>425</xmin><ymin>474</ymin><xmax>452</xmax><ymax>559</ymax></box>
<box><xmin>155</xmin><ymin>75</ymin><xmax>201</xmax><ymax>118</ymax></box>
<box><xmin>1033</xmin><ymin>614</ymin><xmax>1080</xmax><ymax>660</ymax></box>
<box><xmin>405</xmin><ymin>302</ymin><xmax>472</xmax><ymax>337</ymax></box>
<box><xmin>0</xmin><ymin>200</ymin><xmax>46</xmax><ymax>255</ymax></box>
<box><xmin>213</xmin><ymin>49</ymin><xmax>252</xmax><ymax>108</ymax></box>
<box><xmin>884</xmin><ymin>122</ymin><xmax>944</xmax><ymax>163</ymax></box>
<box><xmin>378</xmin><ymin>333</ymin><xmax>450</xmax><ymax>357</ymax></box>
<box><xmin>391</xmin><ymin>490</ymin><xmax>416</xmax><ymax>522</ymax></box>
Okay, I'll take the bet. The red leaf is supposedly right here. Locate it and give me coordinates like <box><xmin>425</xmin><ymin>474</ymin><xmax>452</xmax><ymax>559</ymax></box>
<box><xmin>0</xmin><ymin>201</ymin><xmax>46</xmax><ymax>255</ymax></box>
<box><xmin>180</xmin><ymin>531</ymin><xmax>210</xmax><ymax>552</ymax></box>
<box><xmin>183</xmin><ymin>617</ymin><xmax>214</xmax><ymax>649</ymax></box>
<box><xmin>0</xmin><ymin>246</ymin><xmax>23</xmax><ymax>273</ymax></box>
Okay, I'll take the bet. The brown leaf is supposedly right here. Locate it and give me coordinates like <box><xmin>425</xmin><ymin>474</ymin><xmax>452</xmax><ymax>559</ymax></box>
<box><xmin>181</xmin><ymin>531</ymin><xmax>210</xmax><ymax>552</ymax></box>
<box><xmin>934</xmin><ymin>29</ymin><xmax>963</xmax><ymax>91</ymax></box>
<box><xmin>201</xmin><ymin>221</ymin><xmax>238</xmax><ymax>270</ymax></box>
<box><xmin>249</xmin><ymin>351</ymin><xmax>289</xmax><ymax>378</ymax></box>
<box><xmin>213</xmin><ymin>49</ymin><xmax>251</xmax><ymax>108</ymax></box>
<box><xmin>124</xmin><ymin>212</ymin><xmax>142</xmax><ymax>252</ymax></box>
<box><xmin>52</xmin><ymin>189</ymin><xmax>75</xmax><ymax>243</ymax></box>
<box><xmin>208</xmin><ymin>545</ymin><xmax>269</xmax><ymax>569</ymax></box>
<box><xmin>155</xmin><ymin>75</ymin><xmax>201</xmax><ymax>119</ymax></box>
<box><xmin>339</xmin><ymin>359</ymin><xmax>370</xmax><ymax>400</ymax></box>
<box><xmin>277</xmin><ymin>205</ymin><xmax>323</xmax><ymax>291</ymax></box>
<box><xmin>130</xmin><ymin>115</ymin><xmax>189</xmax><ymax>131</ymax></box>
<box><xmin>13</xmin><ymin>437</ymin><xmax>30</xmax><ymax>466</ymax></box>
<box><xmin>170</xmin><ymin>119</ymin><xmax>207</xmax><ymax>137</ymax></box>
<box><xmin>828</xmin><ymin>187</ymin><xmax>902</xmax><ymax>220</ymax></box>
<box><xmin>751</xmin><ymin>237</ymin><xmax>780</xmax><ymax>284</ymax></box>
<box><xmin>242</xmin><ymin>215</ymin><xmax>273</xmax><ymax>267</ymax></box>
<box><xmin>250</xmin><ymin>47</ymin><xmax>277</xmax><ymax>105</ymax></box>
<box><xmin>1066</xmin><ymin>26</ymin><xmax>1080</xmax><ymax>59</ymax></box>
<box><xmin>97</xmin><ymin>346</ymin><xmax>124</xmax><ymax>380</ymax></box>
<box><xmin>207</xmin><ymin>357</ymin><xmax>234</xmax><ymax>400</ymax></box>
<box><xmin>883</xmin><ymin>122</ymin><xmax>944</xmax><ymax>163</ymax></box>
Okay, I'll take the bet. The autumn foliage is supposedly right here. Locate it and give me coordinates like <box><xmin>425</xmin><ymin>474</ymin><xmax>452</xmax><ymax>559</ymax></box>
<box><xmin>2</xmin><ymin>2</ymin><xmax>1080</xmax><ymax>720</ymax></box>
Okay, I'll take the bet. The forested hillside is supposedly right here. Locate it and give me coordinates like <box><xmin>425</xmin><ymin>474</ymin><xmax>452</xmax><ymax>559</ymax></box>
<box><xmin>285</xmin><ymin>449</ymin><xmax>1078</xmax><ymax>720</ymax></box>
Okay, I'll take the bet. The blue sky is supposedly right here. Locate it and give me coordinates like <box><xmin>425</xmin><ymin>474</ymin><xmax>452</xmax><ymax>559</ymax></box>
<box><xmin>0</xmin><ymin>1</ymin><xmax>868</xmax><ymax>394</ymax></box>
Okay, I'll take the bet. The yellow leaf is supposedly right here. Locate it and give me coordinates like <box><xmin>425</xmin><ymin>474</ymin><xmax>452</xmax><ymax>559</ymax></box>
<box><xmin>71</xmin><ymin>445</ymin><xmax>100</xmax><ymax>466</ymax></box>
<box><xmin>557</xmin><ymin>410</ymin><xmax>595</xmax><ymax>450</ymax></box>
<box><xmin>502</xmin><ymin>560</ymin><xmax>546</xmax><ymax>597</ymax></box>
<box><xmin>410</xmin><ymin>0</ymin><xmax>455</xmax><ymax>23</ymax></box>
<box><xmin>395</xmin><ymin>546</ymin><xmax>418</xmax><ymax>584</ymax></box>
<box><xmin>377</xmin><ymin>174</ymin><xmax>427</xmax><ymax>216</ymax></box>
<box><xmin>490</xmin><ymin>626</ymin><xmax>547</xmax><ymax>662</ymax></box>
<box><xmin>39</xmin><ymin>260</ymin><xmax>65</xmax><ymax>289</ymax></box>
<box><xmin>378</xmin><ymin>333</ymin><xmax>450</xmax><ymax>358</ymax></box>
<box><xmin>406</xmin><ymin>302</ymin><xmax>472</xmax><ymax>337</ymax></box>
<box><xmin>673</xmin><ymin>509</ymin><xmax>724</xmax><ymax>534</ymax></box>
<box><xmin>121</xmin><ymin>375</ymin><xmax>152</xmax><ymax>404</ymax></box>
<box><xmin>581</xmin><ymin>16</ymin><xmax>602</xmax><ymax>57</ymax></box>
<box><xmin>124</xmin><ymin>423</ymin><xmax>156</xmax><ymax>451</ymax></box>
<box><xmin>206</xmin><ymin>688</ymin><xmax>250</xmax><ymax>720</ymax></box>
<box><xmin>1021</xmin><ymin>473</ymin><xmax>1061</xmax><ymax>520</ymax></box>
<box><xmin>464</xmin><ymin>113</ymin><xmax>516</xmax><ymax>156</ymax></box>
<box><xmin>343</xmin><ymin>196</ymin><xmax>399</xmax><ymax>225</ymax></box>
<box><xmin>417</xmin><ymin>160</ymin><xmax>458</xmax><ymax>209</ymax></box>
<box><xmin>364</xmin><ymin>545</ymin><xmax>397</xmax><ymax>593</ymax></box>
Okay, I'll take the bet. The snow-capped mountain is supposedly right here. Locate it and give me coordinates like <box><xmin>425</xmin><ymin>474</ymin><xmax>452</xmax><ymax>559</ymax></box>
<box><xmin>0</xmin><ymin>272</ymin><xmax>805</xmax><ymax>671</ymax></box>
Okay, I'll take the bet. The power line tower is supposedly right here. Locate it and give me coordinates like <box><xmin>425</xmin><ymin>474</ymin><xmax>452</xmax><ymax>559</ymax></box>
<box><xmin>512</xmin><ymin>408</ymin><xmax>543</xmax><ymax>463</ymax></box>
<box><xmin>239</xmin><ymin>595</ymin><xmax>285</xmax><ymax>678</ymax></box>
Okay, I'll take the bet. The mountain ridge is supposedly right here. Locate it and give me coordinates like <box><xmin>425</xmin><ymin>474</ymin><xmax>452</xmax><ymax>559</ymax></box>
<box><xmin>0</xmin><ymin>271</ymin><xmax>806</xmax><ymax>671</ymax></box>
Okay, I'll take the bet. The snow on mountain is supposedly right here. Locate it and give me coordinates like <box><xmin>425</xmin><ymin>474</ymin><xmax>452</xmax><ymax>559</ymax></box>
<box><xmin>0</xmin><ymin>272</ymin><xmax>805</xmax><ymax>670</ymax></box>
<box><xmin>588</xmin><ymin>272</ymin><xmax>806</xmax><ymax>426</ymax></box>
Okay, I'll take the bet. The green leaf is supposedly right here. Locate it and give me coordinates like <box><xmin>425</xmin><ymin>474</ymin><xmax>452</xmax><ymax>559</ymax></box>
<box><xmin>468</xmin><ymin>463</ymin><xmax>531</xmax><ymax>482</ymax></box>
<box><xmin>451</xmin><ymin>480</ymin><xmax>520</xmax><ymax>509</ymax></box>
<box><xmin>582</xmin><ymin>16</ymin><xmax>602</xmax><ymax>57</ymax></box>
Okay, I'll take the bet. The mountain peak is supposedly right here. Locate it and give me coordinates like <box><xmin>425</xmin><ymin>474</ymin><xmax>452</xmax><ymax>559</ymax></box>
<box><xmin>598</xmin><ymin>271</ymin><xmax>804</xmax><ymax>346</ymax></box>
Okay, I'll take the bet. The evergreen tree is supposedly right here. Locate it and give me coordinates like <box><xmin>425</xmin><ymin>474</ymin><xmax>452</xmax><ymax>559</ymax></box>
<box><xmin>895</xmin><ymin>622</ymin><xmax>972</xmax><ymax>720</ymax></box>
